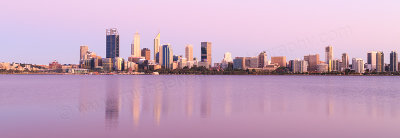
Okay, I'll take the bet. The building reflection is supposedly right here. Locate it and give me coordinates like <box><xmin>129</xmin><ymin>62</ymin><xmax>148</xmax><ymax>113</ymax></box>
<box><xmin>200</xmin><ymin>79</ymin><xmax>211</xmax><ymax>118</ymax></box>
<box><xmin>185</xmin><ymin>80</ymin><xmax>194</xmax><ymax>118</ymax></box>
<box><xmin>105</xmin><ymin>77</ymin><xmax>121</xmax><ymax>129</ymax></box>
<box><xmin>79</xmin><ymin>79</ymin><xmax>90</xmax><ymax>114</ymax></box>
<box><xmin>153</xmin><ymin>80</ymin><xmax>163</xmax><ymax>126</ymax></box>
<box><xmin>132</xmin><ymin>78</ymin><xmax>142</xmax><ymax>127</ymax></box>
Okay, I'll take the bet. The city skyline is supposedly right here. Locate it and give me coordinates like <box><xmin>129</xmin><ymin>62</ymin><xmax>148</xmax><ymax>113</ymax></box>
<box><xmin>1</xmin><ymin>0</ymin><xmax>400</xmax><ymax>65</ymax></box>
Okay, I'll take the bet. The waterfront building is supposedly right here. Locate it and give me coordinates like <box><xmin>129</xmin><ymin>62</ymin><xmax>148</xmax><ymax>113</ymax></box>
<box><xmin>185</xmin><ymin>44</ymin><xmax>193</xmax><ymax>61</ymax></box>
<box><xmin>102</xmin><ymin>58</ymin><xmax>113</xmax><ymax>72</ymax></box>
<box><xmin>221</xmin><ymin>52</ymin><xmax>233</xmax><ymax>69</ymax></box>
<box><xmin>159</xmin><ymin>44</ymin><xmax>173</xmax><ymax>69</ymax></box>
<box><xmin>233</xmin><ymin>57</ymin><xmax>246</xmax><ymax>70</ymax></box>
<box><xmin>258</xmin><ymin>51</ymin><xmax>268</xmax><ymax>68</ymax></box>
<box><xmin>325</xmin><ymin>46</ymin><xmax>333</xmax><ymax>71</ymax></box>
<box><xmin>367</xmin><ymin>51</ymin><xmax>377</xmax><ymax>71</ymax></box>
<box><xmin>178</xmin><ymin>58</ymin><xmax>188</xmax><ymax>69</ymax></box>
<box><xmin>304</xmin><ymin>54</ymin><xmax>320</xmax><ymax>72</ymax></box>
<box><xmin>316</xmin><ymin>64</ymin><xmax>328</xmax><ymax>73</ymax></box>
<box><xmin>341</xmin><ymin>53</ymin><xmax>349</xmax><ymax>71</ymax></box>
<box><xmin>291</xmin><ymin>59</ymin><xmax>308</xmax><ymax>73</ymax></box>
<box><xmin>376</xmin><ymin>51</ymin><xmax>385</xmax><ymax>72</ymax></box>
<box><xmin>131</xmin><ymin>32</ymin><xmax>141</xmax><ymax>57</ymax></box>
<box><xmin>106</xmin><ymin>28</ymin><xmax>119</xmax><ymax>58</ymax></box>
<box><xmin>390</xmin><ymin>51</ymin><xmax>398</xmax><ymax>72</ymax></box>
<box><xmin>352</xmin><ymin>58</ymin><xmax>364</xmax><ymax>73</ymax></box>
<box><xmin>154</xmin><ymin>33</ymin><xmax>160</xmax><ymax>62</ymax></box>
<box><xmin>332</xmin><ymin>59</ymin><xmax>340</xmax><ymax>72</ymax></box>
<box><xmin>113</xmin><ymin>57</ymin><xmax>124</xmax><ymax>71</ymax></box>
<box><xmin>201</xmin><ymin>42</ymin><xmax>212</xmax><ymax>67</ymax></box>
<box><xmin>141</xmin><ymin>48</ymin><xmax>151</xmax><ymax>60</ymax></box>
<box><xmin>245</xmin><ymin>57</ymin><xmax>259</xmax><ymax>68</ymax></box>
<box><xmin>271</xmin><ymin>56</ymin><xmax>287</xmax><ymax>67</ymax></box>
<box><xmin>80</xmin><ymin>46</ymin><xmax>88</xmax><ymax>61</ymax></box>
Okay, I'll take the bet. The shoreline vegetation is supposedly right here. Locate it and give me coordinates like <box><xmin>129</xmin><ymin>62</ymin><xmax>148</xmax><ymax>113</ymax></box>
<box><xmin>1</xmin><ymin>67</ymin><xmax>400</xmax><ymax>76</ymax></box>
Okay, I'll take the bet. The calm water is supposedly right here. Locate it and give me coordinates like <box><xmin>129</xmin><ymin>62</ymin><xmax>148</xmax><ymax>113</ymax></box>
<box><xmin>1</xmin><ymin>75</ymin><xmax>400</xmax><ymax>138</ymax></box>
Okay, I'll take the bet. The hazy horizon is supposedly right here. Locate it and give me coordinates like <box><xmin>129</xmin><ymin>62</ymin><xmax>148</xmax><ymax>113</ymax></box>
<box><xmin>1</xmin><ymin>0</ymin><xmax>399</xmax><ymax>65</ymax></box>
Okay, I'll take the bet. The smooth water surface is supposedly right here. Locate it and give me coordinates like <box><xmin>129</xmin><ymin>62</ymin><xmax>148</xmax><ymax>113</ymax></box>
<box><xmin>1</xmin><ymin>75</ymin><xmax>400</xmax><ymax>138</ymax></box>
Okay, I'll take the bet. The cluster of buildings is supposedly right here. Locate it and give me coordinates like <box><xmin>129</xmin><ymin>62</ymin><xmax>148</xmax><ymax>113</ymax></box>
<box><xmin>1</xmin><ymin>28</ymin><xmax>399</xmax><ymax>75</ymax></box>
<box><xmin>78</xmin><ymin>28</ymin><xmax>213</xmax><ymax>73</ymax></box>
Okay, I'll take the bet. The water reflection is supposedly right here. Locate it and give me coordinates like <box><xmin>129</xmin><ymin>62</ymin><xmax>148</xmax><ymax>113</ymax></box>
<box><xmin>131</xmin><ymin>78</ymin><xmax>142</xmax><ymax>127</ymax></box>
<box><xmin>105</xmin><ymin>77</ymin><xmax>121</xmax><ymax>129</ymax></box>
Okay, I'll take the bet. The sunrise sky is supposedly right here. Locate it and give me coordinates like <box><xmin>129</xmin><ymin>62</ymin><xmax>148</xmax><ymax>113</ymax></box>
<box><xmin>1</xmin><ymin>0</ymin><xmax>399</xmax><ymax>64</ymax></box>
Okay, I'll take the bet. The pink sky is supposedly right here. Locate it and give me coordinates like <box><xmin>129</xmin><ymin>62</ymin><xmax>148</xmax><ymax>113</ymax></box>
<box><xmin>1</xmin><ymin>0</ymin><xmax>399</xmax><ymax>64</ymax></box>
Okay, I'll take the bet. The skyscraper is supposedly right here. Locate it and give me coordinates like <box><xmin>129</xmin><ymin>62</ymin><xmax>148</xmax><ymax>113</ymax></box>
<box><xmin>80</xmin><ymin>45</ymin><xmax>88</xmax><ymax>61</ymax></box>
<box><xmin>141</xmin><ymin>48</ymin><xmax>151</xmax><ymax>60</ymax></box>
<box><xmin>367</xmin><ymin>51</ymin><xmax>377</xmax><ymax>71</ymax></box>
<box><xmin>106</xmin><ymin>28</ymin><xmax>119</xmax><ymax>58</ymax></box>
<box><xmin>376</xmin><ymin>51</ymin><xmax>385</xmax><ymax>72</ymax></box>
<box><xmin>159</xmin><ymin>44</ymin><xmax>173</xmax><ymax>69</ymax></box>
<box><xmin>325</xmin><ymin>46</ymin><xmax>333</xmax><ymax>71</ymax></box>
<box><xmin>185</xmin><ymin>44</ymin><xmax>193</xmax><ymax>61</ymax></box>
<box><xmin>258</xmin><ymin>51</ymin><xmax>268</xmax><ymax>68</ymax></box>
<box><xmin>341</xmin><ymin>53</ymin><xmax>349</xmax><ymax>71</ymax></box>
<box><xmin>201</xmin><ymin>42</ymin><xmax>212</xmax><ymax>66</ymax></box>
<box><xmin>131</xmin><ymin>32</ymin><xmax>141</xmax><ymax>57</ymax></box>
<box><xmin>154</xmin><ymin>33</ymin><xmax>160</xmax><ymax>61</ymax></box>
<box><xmin>304</xmin><ymin>54</ymin><xmax>320</xmax><ymax>71</ymax></box>
<box><xmin>352</xmin><ymin>58</ymin><xmax>364</xmax><ymax>73</ymax></box>
<box><xmin>390</xmin><ymin>51</ymin><xmax>398</xmax><ymax>72</ymax></box>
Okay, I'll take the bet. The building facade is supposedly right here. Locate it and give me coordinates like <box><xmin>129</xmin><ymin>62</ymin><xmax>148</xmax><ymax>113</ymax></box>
<box><xmin>159</xmin><ymin>44</ymin><xmax>173</xmax><ymax>69</ymax></box>
<box><xmin>141</xmin><ymin>48</ymin><xmax>151</xmax><ymax>60</ymax></box>
<box><xmin>367</xmin><ymin>51</ymin><xmax>377</xmax><ymax>71</ymax></box>
<box><xmin>201</xmin><ymin>42</ymin><xmax>212</xmax><ymax>67</ymax></box>
<box><xmin>352</xmin><ymin>58</ymin><xmax>364</xmax><ymax>73</ymax></box>
<box><xmin>325</xmin><ymin>46</ymin><xmax>333</xmax><ymax>72</ymax></box>
<box><xmin>154</xmin><ymin>33</ymin><xmax>160</xmax><ymax>62</ymax></box>
<box><xmin>271</xmin><ymin>56</ymin><xmax>287</xmax><ymax>67</ymax></box>
<box><xmin>304</xmin><ymin>54</ymin><xmax>320</xmax><ymax>72</ymax></box>
<box><xmin>341</xmin><ymin>53</ymin><xmax>349</xmax><ymax>71</ymax></box>
<box><xmin>131</xmin><ymin>32</ymin><xmax>141</xmax><ymax>57</ymax></box>
<box><xmin>185</xmin><ymin>44</ymin><xmax>193</xmax><ymax>61</ymax></box>
<box><xmin>390</xmin><ymin>51</ymin><xmax>398</xmax><ymax>72</ymax></box>
<box><xmin>106</xmin><ymin>28</ymin><xmax>119</xmax><ymax>58</ymax></box>
<box><xmin>376</xmin><ymin>51</ymin><xmax>385</xmax><ymax>72</ymax></box>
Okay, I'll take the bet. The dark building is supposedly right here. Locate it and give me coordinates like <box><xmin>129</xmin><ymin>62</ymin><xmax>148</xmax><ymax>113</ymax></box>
<box><xmin>106</xmin><ymin>28</ymin><xmax>119</xmax><ymax>58</ymax></box>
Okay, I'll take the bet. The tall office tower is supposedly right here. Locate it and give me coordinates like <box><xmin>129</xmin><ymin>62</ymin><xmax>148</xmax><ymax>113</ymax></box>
<box><xmin>106</xmin><ymin>28</ymin><xmax>119</xmax><ymax>58</ymax></box>
<box><xmin>141</xmin><ymin>48</ymin><xmax>151</xmax><ymax>60</ymax></box>
<box><xmin>332</xmin><ymin>59</ymin><xmax>340</xmax><ymax>71</ymax></box>
<box><xmin>80</xmin><ymin>45</ymin><xmax>89</xmax><ymax>61</ymax></box>
<box><xmin>341</xmin><ymin>53</ymin><xmax>349</xmax><ymax>71</ymax></box>
<box><xmin>131</xmin><ymin>32</ymin><xmax>141</xmax><ymax>57</ymax></box>
<box><xmin>352</xmin><ymin>58</ymin><xmax>364</xmax><ymax>73</ymax></box>
<box><xmin>154</xmin><ymin>33</ymin><xmax>160</xmax><ymax>61</ymax></box>
<box><xmin>185</xmin><ymin>44</ymin><xmax>193</xmax><ymax>61</ymax></box>
<box><xmin>376</xmin><ymin>51</ymin><xmax>385</xmax><ymax>72</ymax></box>
<box><xmin>271</xmin><ymin>56</ymin><xmax>287</xmax><ymax>67</ymax></box>
<box><xmin>325</xmin><ymin>46</ymin><xmax>333</xmax><ymax>71</ymax></box>
<box><xmin>258</xmin><ymin>51</ymin><xmax>268</xmax><ymax>68</ymax></box>
<box><xmin>390</xmin><ymin>51</ymin><xmax>398</xmax><ymax>72</ymax></box>
<box><xmin>159</xmin><ymin>44</ymin><xmax>173</xmax><ymax>69</ymax></box>
<box><xmin>201</xmin><ymin>42</ymin><xmax>212</xmax><ymax>66</ymax></box>
<box><xmin>367</xmin><ymin>51</ymin><xmax>377</xmax><ymax>71</ymax></box>
<box><xmin>304</xmin><ymin>54</ymin><xmax>320</xmax><ymax>71</ymax></box>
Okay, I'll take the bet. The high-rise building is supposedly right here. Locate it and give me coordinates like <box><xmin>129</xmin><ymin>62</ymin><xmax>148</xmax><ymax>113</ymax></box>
<box><xmin>221</xmin><ymin>52</ymin><xmax>233</xmax><ymax>69</ymax></box>
<box><xmin>332</xmin><ymin>59</ymin><xmax>340</xmax><ymax>72</ymax></box>
<box><xmin>258</xmin><ymin>51</ymin><xmax>268</xmax><ymax>68</ymax></box>
<box><xmin>352</xmin><ymin>58</ymin><xmax>364</xmax><ymax>73</ymax></box>
<box><xmin>290</xmin><ymin>59</ymin><xmax>308</xmax><ymax>73</ymax></box>
<box><xmin>376</xmin><ymin>51</ymin><xmax>385</xmax><ymax>72</ymax></box>
<box><xmin>304</xmin><ymin>54</ymin><xmax>320</xmax><ymax>72</ymax></box>
<box><xmin>185</xmin><ymin>44</ymin><xmax>193</xmax><ymax>61</ymax></box>
<box><xmin>271</xmin><ymin>56</ymin><xmax>287</xmax><ymax>67</ymax></box>
<box><xmin>201</xmin><ymin>42</ymin><xmax>212</xmax><ymax>67</ymax></box>
<box><xmin>141</xmin><ymin>48</ymin><xmax>151</xmax><ymax>60</ymax></box>
<box><xmin>341</xmin><ymin>53</ymin><xmax>349</xmax><ymax>71</ymax></box>
<box><xmin>367</xmin><ymin>51</ymin><xmax>377</xmax><ymax>71</ymax></box>
<box><xmin>233</xmin><ymin>57</ymin><xmax>246</xmax><ymax>70</ymax></box>
<box><xmin>390</xmin><ymin>51</ymin><xmax>398</xmax><ymax>72</ymax></box>
<box><xmin>325</xmin><ymin>46</ymin><xmax>333</xmax><ymax>71</ymax></box>
<box><xmin>80</xmin><ymin>46</ymin><xmax>88</xmax><ymax>61</ymax></box>
<box><xmin>106</xmin><ymin>28</ymin><xmax>119</xmax><ymax>58</ymax></box>
<box><xmin>245</xmin><ymin>57</ymin><xmax>259</xmax><ymax>68</ymax></box>
<box><xmin>131</xmin><ymin>32</ymin><xmax>141</xmax><ymax>57</ymax></box>
<box><xmin>154</xmin><ymin>33</ymin><xmax>160</xmax><ymax>61</ymax></box>
<box><xmin>159</xmin><ymin>44</ymin><xmax>173</xmax><ymax>69</ymax></box>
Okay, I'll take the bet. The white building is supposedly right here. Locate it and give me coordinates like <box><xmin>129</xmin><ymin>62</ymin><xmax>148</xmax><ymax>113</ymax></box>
<box><xmin>352</xmin><ymin>58</ymin><xmax>364</xmax><ymax>73</ymax></box>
